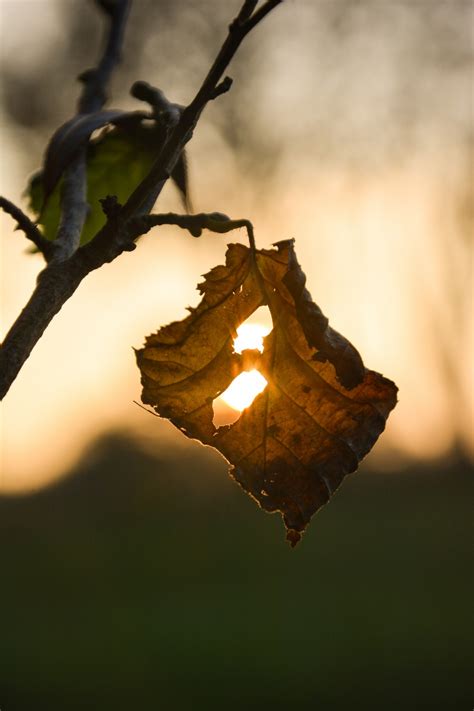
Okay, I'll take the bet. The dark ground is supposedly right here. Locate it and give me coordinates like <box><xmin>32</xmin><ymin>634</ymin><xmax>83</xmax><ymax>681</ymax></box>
<box><xmin>0</xmin><ymin>431</ymin><xmax>472</xmax><ymax>710</ymax></box>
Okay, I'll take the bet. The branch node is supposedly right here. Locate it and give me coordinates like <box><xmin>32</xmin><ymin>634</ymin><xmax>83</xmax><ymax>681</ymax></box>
<box><xmin>131</xmin><ymin>81</ymin><xmax>182</xmax><ymax>125</ymax></box>
<box><xmin>100</xmin><ymin>194</ymin><xmax>122</xmax><ymax>219</ymax></box>
<box><xmin>237</xmin><ymin>0</ymin><xmax>259</xmax><ymax>22</ymax></box>
<box><xmin>229</xmin><ymin>18</ymin><xmax>241</xmax><ymax>32</ymax></box>
<box><xmin>210</xmin><ymin>76</ymin><xmax>233</xmax><ymax>100</ymax></box>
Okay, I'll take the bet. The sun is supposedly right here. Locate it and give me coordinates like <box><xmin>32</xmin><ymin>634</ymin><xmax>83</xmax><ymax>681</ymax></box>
<box><xmin>219</xmin><ymin>370</ymin><xmax>268</xmax><ymax>412</ymax></box>
<box><xmin>219</xmin><ymin>321</ymin><xmax>271</xmax><ymax>412</ymax></box>
<box><xmin>232</xmin><ymin>323</ymin><xmax>270</xmax><ymax>354</ymax></box>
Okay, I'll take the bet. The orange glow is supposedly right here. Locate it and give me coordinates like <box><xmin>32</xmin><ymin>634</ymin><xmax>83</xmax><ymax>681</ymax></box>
<box><xmin>1</xmin><ymin>0</ymin><xmax>472</xmax><ymax>493</ymax></box>
<box><xmin>233</xmin><ymin>322</ymin><xmax>271</xmax><ymax>354</ymax></box>
<box><xmin>219</xmin><ymin>370</ymin><xmax>268</xmax><ymax>412</ymax></box>
<box><xmin>217</xmin><ymin>321</ymin><xmax>271</xmax><ymax>412</ymax></box>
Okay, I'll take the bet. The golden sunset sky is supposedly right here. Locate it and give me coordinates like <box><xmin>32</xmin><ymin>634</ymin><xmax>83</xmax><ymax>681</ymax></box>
<box><xmin>1</xmin><ymin>0</ymin><xmax>472</xmax><ymax>491</ymax></box>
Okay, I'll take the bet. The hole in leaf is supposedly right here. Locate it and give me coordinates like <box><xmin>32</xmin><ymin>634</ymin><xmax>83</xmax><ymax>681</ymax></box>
<box><xmin>233</xmin><ymin>305</ymin><xmax>272</xmax><ymax>353</ymax></box>
<box><xmin>221</xmin><ymin>370</ymin><xmax>268</xmax><ymax>411</ymax></box>
<box><xmin>213</xmin><ymin>306</ymin><xmax>272</xmax><ymax>427</ymax></box>
<box><xmin>213</xmin><ymin>370</ymin><xmax>268</xmax><ymax>427</ymax></box>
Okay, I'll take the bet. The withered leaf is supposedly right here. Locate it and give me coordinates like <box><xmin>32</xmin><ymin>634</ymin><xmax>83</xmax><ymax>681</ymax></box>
<box><xmin>136</xmin><ymin>241</ymin><xmax>397</xmax><ymax>545</ymax></box>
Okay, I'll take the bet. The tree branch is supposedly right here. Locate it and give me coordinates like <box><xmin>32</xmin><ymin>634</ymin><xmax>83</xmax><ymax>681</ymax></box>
<box><xmin>0</xmin><ymin>211</ymin><xmax>254</xmax><ymax>400</ymax></box>
<box><xmin>50</xmin><ymin>156</ymin><xmax>89</xmax><ymax>263</ymax></box>
<box><xmin>1</xmin><ymin>0</ymin><xmax>283</xmax><ymax>400</ymax></box>
<box><xmin>53</xmin><ymin>0</ymin><xmax>131</xmax><ymax>262</ymax></box>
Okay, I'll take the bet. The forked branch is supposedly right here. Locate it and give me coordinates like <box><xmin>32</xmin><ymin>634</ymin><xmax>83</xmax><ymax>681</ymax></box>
<box><xmin>0</xmin><ymin>0</ymin><xmax>283</xmax><ymax>400</ymax></box>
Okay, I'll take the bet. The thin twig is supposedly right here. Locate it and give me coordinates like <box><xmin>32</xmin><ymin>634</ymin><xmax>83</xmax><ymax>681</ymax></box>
<box><xmin>242</xmin><ymin>0</ymin><xmax>283</xmax><ymax>33</ymax></box>
<box><xmin>119</xmin><ymin>0</ymin><xmax>284</xmax><ymax>220</ymax></box>
<box><xmin>0</xmin><ymin>196</ymin><xmax>54</xmax><ymax>258</ymax></box>
<box><xmin>78</xmin><ymin>0</ymin><xmax>131</xmax><ymax>114</ymax></box>
<box><xmin>129</xmin><ymin>212</ymin><xmax>255</xmax><ymax>242</ymax></box>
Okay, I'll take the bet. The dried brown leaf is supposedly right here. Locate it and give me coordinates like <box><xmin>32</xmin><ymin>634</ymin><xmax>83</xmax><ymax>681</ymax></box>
<box><xmin>136</xmin><ymin>241</ymin><xmax>397</xmax><ymax>545</ymax></box>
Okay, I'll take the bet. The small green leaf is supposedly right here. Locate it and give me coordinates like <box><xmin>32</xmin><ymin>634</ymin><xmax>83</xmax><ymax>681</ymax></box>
<box><xmin>27</xmin><ymin>121</ymin><xmax>190</xmax><ymax>245</ymax></box>
<box><xmin>41</xmin><ymin>109</ymin><xmax>134</xmax><ymax>208</ymax></box>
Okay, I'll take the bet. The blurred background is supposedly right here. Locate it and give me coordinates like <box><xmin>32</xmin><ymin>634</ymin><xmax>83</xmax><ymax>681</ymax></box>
<box><xmin>0</xmin><ymin>1</ymin><xmax>472</xmax><ymax>709</ymax></box>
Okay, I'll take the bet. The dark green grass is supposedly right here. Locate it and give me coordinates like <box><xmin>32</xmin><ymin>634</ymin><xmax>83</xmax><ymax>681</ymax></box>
<box><xmin>1</xmin><ymin>433</ymin><xmax>472</xmax><ymax>710</ymax></box>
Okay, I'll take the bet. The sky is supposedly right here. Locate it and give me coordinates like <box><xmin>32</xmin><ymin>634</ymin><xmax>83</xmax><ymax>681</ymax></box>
<box><xmin>1</xmin><ymin>0</ymin><xmax>473</xmax><ymax>492</ymax></box>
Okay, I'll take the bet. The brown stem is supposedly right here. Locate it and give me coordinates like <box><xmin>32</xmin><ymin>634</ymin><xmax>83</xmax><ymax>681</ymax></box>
<box><xmin>129</xmin><ymin>212</ymin><xmax>255</xmax><ymax>241</ymax></box>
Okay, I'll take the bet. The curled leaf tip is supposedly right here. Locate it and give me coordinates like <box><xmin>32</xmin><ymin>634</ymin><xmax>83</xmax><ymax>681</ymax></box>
<box><xmin>286</xmin><ymin>529</ymin><xmax>301</xmax><ymax>547</ymax></box>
